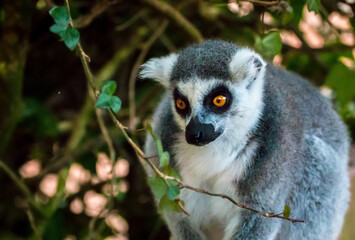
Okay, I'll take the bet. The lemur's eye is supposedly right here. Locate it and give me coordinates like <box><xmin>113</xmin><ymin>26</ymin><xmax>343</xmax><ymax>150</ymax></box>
<box><xmin>176</xmin><ymin>98</ymin><xmax>187</xmax><ymax>110</ymax></box>
<box><xmin>213</xmin><ymin>95</ymin><xmax>227</xmax><ymax>107</ymax></box>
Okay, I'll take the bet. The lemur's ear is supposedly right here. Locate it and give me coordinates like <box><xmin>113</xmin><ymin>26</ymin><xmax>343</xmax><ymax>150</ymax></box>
<box><xmin>229</xmin><ymin>48</ymin><xmax>266</xmax><ymax>87</ymax></box>
<box><xmin>139</xmin><ymin>53</ymin><xmax>178</xmax><ymax>88</ymax></box>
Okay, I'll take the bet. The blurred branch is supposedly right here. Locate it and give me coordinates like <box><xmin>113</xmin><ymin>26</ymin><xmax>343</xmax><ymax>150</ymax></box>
<box><xmin>142</xmin><ymin>0</ymin><xmax>203</xmax><ymax>43</ymax></box>
<box><xmin>141</xmin><ymin>16</ymin><xmax>177</xmax><ymax>58</ymax></box>
<box><xmin>242</xmin><ymin>0</ymin><xmax>280</xmax><ymax>5</ymax></box>
<box><xmin>0</xmin><ymin>160</ymin><xmax>44</xmax><ymax>214</ymax></box>
<box><xmin>25</xmin><ymin>207</ymin><xmax>42</xmax><ymax>240</ymax></box>
<box><xmin>115</xmin><ymin>10</ymin><xmax>148</xmax><ymax>31</ymax></box>
<box><xmin>73</xmin><ymin>0</ymin><xmax>118</xmax><ymax>28</ymax></box>
<box><xmin>95</xmin><ymin>108</ymin><xmax>116</xmax><ymax>162</ymax></box>
<box><xmin>128</xmin><ymin>20</ymin><xmax>169</xmax><ymax>130</ymax></box>
<box><xmin>66</xmin><ymin>92</ymin><xmax>94</xmax><ymax>152</ymax></box>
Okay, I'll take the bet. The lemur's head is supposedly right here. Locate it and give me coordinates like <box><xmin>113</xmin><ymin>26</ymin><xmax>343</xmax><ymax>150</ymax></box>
<box><xmin>140</xmin><ymin>40</ymin><xmax>266</xmax><ymax>147</ymax></box>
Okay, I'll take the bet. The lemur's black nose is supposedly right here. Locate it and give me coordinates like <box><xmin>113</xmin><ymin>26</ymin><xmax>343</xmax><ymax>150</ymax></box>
<box><xmin>185</xmin><ymin>117</ymin><xmax>221</xmax><ymax>146</ymax></box>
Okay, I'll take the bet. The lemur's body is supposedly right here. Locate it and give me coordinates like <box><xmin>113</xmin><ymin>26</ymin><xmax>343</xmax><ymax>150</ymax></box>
<box><xmin>142</xmin><ymin>40</ymin><xmax>350</xmax><ymax>240</ymax></box>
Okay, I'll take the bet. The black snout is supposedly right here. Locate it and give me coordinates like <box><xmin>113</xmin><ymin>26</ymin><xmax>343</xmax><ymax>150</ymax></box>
<box><xmin>185</xmin><ymin>117</ymin><xmax>222</xmax><ymax>146</ymax></box>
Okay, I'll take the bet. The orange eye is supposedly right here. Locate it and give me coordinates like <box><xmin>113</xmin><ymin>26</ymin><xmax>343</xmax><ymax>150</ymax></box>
<box><xmin>213</xmin><ymin>95</ymin><xmax>227</xmax><ymax>107</ymax></box>
<box><xmin>176</xmin><ymin>98</ymin><xmax>186</xmax><ymax>110</ymax></box>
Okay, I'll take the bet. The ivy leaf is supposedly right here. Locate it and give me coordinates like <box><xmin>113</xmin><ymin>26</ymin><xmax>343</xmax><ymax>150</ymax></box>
<box><xmin>306</xmin><ymin>0</ymin><xmax>320</xmax><ymax>14</ymax></box>
<box><xmin>283</xmin><ymin>205</ymin><xmax>291</xmax><ymax>218</ymax></box>
<box><xmin>325</xmin><ymin>61</ymin><xmax>355</xmax><ymax>106</ymax></box>
<box><xmin>62</xmin><ymin>26</ymin><xmax>80</xmax><ymax>51</ymax></box>
<box><xmin>110</xmin><ymin>96</ymin><xmax>122</xmax><ymax>113</ymax></box>
<box><xmin>159</xmin><ymin>151</ymin><xmax>170</xmax><ymax>168</ymax></box>
<box><xmin>49</xmin><ymin>23</ymin><xmax>67</xmax><ymax>36</ymax></box>
<box><xmin>145</xmin><ymin>122</ymin><xmax>157</xmax><ymax>141</ymax></box>
<box><xmin>167</xmin><ymin>185</ymin><xmax>180</xmax><ymax>200</ymax></box>
<box><xmin>101</xmin><ymin>81</ymin><xmax>117</xmax><ymax>96</ymax></box>
<box><xmin>158</xmin><ymin>195</ymin><xmax>181</xmax><ymax>213</ymax></box>
<box><xmin>95</xmin><ymin>93</ymin><xmax>112</xmax><ymax>109</ymax></box>
<box><xmin>95</xmin><ymin>81</ymin><xmax>122</xmax><ymax>113</ymax></box>
<box><xmin>49</xmin><ymin>6</ymin><xmax>70</xmax><ymax>27</ymax></box>
<box><xmin>255</xmin><ymin>32</ymin><xmax>282</xmax><ymax>58</ymax></box>
<box><xmin>148</xmin><ymin>177</ymin><xmax>167</xmax><ymax>200</ymax></box>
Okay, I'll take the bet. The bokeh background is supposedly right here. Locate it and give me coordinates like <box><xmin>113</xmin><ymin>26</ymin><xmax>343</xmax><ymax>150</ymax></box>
<box><xmin>1</xmin><ymin>0</ymin><xmax>355</xmax><ymax>239</ymax></box>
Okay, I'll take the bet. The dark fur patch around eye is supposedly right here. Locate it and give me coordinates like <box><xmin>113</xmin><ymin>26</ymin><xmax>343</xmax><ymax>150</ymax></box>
<box><xmin>173</xmin><ymin>88</ymin><xmax>191</xmax><ymax>116</ymax></box>
<box><xmin>203</xmin><ymin>85</ymin><xmax>232</xmax><ymax>114</ymax></box>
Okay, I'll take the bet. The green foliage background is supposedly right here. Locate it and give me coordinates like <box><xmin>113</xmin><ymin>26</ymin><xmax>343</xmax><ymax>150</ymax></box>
<box><xmin>0</xmin><ymin>0</ymin><xmax>354</xmax><ymax>239</ymax></box>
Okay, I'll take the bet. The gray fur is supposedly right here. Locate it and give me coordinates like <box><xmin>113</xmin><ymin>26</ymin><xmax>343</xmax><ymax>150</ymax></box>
<box><xmin>171</xmin><ymin>40</ymin><xmax>238</xmax><ymax>81</ymax></box>
<box><xmin>142</xmin><ymin>40</ymin><xmax>350</xmax><ymax>240</ymax></box>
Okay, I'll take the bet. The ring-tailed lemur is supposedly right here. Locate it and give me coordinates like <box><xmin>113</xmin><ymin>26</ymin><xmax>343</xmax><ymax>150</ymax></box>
<box><xmin>140</xmin><ymin>40</ymin><xmax>350</xmax><ymax>240</ymax></box>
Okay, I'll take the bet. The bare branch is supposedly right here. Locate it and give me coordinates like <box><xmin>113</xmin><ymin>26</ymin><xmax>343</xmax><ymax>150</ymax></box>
<box><xmin>142</xmin><ymin>0</ymin><xmax>203</xmax><ymax>43</ymax></box>
<box><xmin>25</xmin><ymin>207</ymin><xmax>42</xmax><ymax>240</ymax></box>
<box><xmin>73</xmin><ymin>0</ymin><xmax>117</xmax><ymax>29</ymax></box>
<box><xmin>241</xmin><ymin>0</ymin><xmax>280</xmax><ymax>6</ymax></box>
<box><xmin>0</xmin><ymin>160</ymin><xmax>44</xmax><ymax>214</ymax></box>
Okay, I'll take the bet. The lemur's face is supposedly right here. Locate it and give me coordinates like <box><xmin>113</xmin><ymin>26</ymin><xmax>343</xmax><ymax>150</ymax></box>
<box><xmin>140</xmin><ymin>41</ymin><xmax>266</xmax><ymax>147</ymax></box>
<box><xmin>172</xmin><ymin>80</ymin><xmax>235</xmax><ymax>146</ymax></box>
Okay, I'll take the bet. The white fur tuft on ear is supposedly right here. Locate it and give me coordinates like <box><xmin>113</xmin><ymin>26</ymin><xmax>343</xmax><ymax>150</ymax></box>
<box><xmin>139</xmin><ymin>53</ymin><xmax>178</xmax><ymax>88</ymax></box>
<box><xmin>229</xmin><ymin>48</ymin><xmax>266</xmax><ymax>86</ymax></box>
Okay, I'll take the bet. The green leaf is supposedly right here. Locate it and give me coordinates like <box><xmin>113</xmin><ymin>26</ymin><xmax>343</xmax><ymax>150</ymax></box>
<box><xmin>62</xmin><ymin>26</ymin><xmax>80</xmax><ymax>51</ymax></box>
<box><xmin>145</xmin><ymin>122</ymin><xmax>157</xmax><ymax>141</ymax></box>
<box><xmin>148</xmin><ymin>177</ymin><xmax>167</xmax><ymax>199</ymax></box>
<box><xmin>159</xmin><ymin>151</ymin><xmax>170</xmax><ymax>168</ymax></box>
<box><xmin>283</xmin><ymin>205</ymin><xmax>291</xmax><ymax>218</ymax></box>
<box><xmin>49</xmin><ymin>23</ymin><xmax>67</xmax><ymax>36</ymax></box>
<box><xmin>156</xmin><ymin>139</ymin><xmax>164</xmax><ymax>157</ymax></box>
<box><xmin>306</xmin><ymin>0</ymin><xmax>320</xmax><ymax>14</ymax></box>
<box><xmin>101</xmin><ymin>80</ymin><xmax>117</xmax><ymax>96</ymax></box>
<box><xmin>325</xmin><ymin>61</ymin><xmax>355</xmax><ymax>106</ymax></box>
<box><xmin>255</xmin><ymin>31</ymin><xmax>282</xmax><ymax>58</ymax></box>
<box><xmin>110</xmin><ymin>96</ymin><xmax>122</xmax><ymax>113</ymax></box>
<box><xmin>158</xmin><ymin>195</ymin><xmax>181</xmax><ymax>213</ymax></box>
<box><xmin>167</xmin><ymin>185</ymin><xmax>180</xmax><ymax>200</ymax></box>
<box><xmin>49</xmin><ymin>6</ymin><xmax>70</xmax><ymax>27</ymax></box>
<box><xmin>282</xmin><ymin>11</ymin><xmax>293</xmax><ymax>25</ymax></box>
<box><xmin>95</xmin><ymin>93</ymin><xmax>112</xmax><ymax>109</ymax></box>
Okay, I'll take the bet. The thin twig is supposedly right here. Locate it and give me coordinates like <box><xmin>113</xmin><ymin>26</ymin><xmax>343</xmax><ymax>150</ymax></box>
<box><xmin>241</xmin><ymin>0</ymin><xmax>280</xmax><ymax>6</ymax></box>
<box><xmin>25</xmin><ymin>207</ymin><xmax>42</xmax><ymax>240</ymax></box>
<box><xmin>115</xmin><ymin>10</ymin><xmax>148</xmax><ymax>31</ymax></box>
<box><xmin>142</xmin><ymin>0</ymin><xmax>203</xmax><ymax>43</ymax></box>
<box><xmin>176</xmin><ymin>180</ymin><xmax>304</xmax><ymax>223</ymax></box>
<box><xmin>73</xmin><ymin>0</ymin><xmax>117</xmax><ymax>29</ymax></box>
<box><xmin>0</xmin><ymin>160</ymin><xmax>44</xmax><ymax>214</ymax></box>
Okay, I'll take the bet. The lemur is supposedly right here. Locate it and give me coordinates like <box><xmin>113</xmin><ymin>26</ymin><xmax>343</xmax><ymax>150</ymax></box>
<box><xmin>140</xmin><ymin>40</ymin><xmax>350</xmax><ymax>240</ymax></box>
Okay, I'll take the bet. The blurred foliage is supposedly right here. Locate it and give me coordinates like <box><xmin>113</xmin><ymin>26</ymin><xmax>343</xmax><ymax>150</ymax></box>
<box><xmin>0</xmin><ymin>0</ymin><xmax>354</xmax><ymax>239</ymax></box>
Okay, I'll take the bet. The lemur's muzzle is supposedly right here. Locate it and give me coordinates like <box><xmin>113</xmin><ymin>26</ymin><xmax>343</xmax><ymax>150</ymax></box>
<box><xmin>185</xmin><ymin>117</ymin><xmax>221</xmax><ymax>146</ymax></box>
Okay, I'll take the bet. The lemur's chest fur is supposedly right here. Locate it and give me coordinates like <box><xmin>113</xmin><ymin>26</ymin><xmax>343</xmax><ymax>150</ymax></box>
<box><xmin>173</xmin><ymin>135</ymin><xmax>259</xmax><ymax>239</ymax></box>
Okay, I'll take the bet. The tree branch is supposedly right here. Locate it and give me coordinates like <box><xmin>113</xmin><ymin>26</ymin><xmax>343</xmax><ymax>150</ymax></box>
<box><xmin>73</xmin><ymin>0</ymin><xmax>117</xmax><ymax>29</ymax></box>
<box><xmin>141</xmin><ymin>0</ymin><xmax>203</xmax><ymax>43</ymax></box>
<box><xmin>0</xmin><ymin>160</ymin><xmax>44</xmax><ymax>214</ymax></box>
